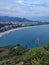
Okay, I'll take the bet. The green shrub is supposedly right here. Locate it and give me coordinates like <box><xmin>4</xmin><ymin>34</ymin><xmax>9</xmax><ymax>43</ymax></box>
<box><xmin>43</xmin><ymin>43</ymin><xmax>49</xmax><ymax>51</ymax></box>
<box><xmin>8</xmin><ymin>46</ymin><xmax>25</xmax><ymax>56</ymax></box>
<box><xmin>40</xmin><ymin>53</ymin><xmax>49</xmax><ymax>65</ymax></box>
<box><xmin>22</xmin><ymin>47</ymin><xmax>46</xmax><ymax>62</ymax></box>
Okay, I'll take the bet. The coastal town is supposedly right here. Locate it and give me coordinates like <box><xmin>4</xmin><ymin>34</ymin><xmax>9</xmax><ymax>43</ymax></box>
<box><xmin>0</xmin><ymin>22</ymin><xmax>49</xmax><ymax>33</ymax></box>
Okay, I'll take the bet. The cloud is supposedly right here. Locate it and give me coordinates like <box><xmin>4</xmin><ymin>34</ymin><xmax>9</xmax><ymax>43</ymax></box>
<box><xmin>14</xmin><ymin>0</ymin><xmax>24</xmax><ymax>4</ymax></box>
<box><xmin>17</xmin><ymin>0</ymin><xmax>23</xmax><ymax>3</ymax></box>
<box><xmin>0</xmin><ymin>0</ymin><xmax>49</xmax><ymax>19</ymax></box>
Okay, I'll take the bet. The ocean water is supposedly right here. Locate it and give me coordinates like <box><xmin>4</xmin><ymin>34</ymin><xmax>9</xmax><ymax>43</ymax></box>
<box><xmin>0</xmin><ymin>25</ymin><xmax>49</xmax><ymax>48</ymax></box>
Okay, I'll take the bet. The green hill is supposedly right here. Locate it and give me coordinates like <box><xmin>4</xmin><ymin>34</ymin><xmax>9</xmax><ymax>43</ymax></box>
<box><xmin>0</xmin><ymin>43</ymin><xmax>49</xmax><ymax>65</ymax></box>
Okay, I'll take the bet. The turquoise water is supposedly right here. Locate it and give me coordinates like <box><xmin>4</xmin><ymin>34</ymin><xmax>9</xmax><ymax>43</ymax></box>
<box><xmin>0</xmin><ymin>25</ymin><xmax>49</xmax><ymax>48</ymax></box>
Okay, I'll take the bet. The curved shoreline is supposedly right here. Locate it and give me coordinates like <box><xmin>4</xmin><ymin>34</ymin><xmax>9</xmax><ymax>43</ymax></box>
<box><xmin>0</xmin><ymin>27</ymin><xmax>31</xmax><ymax>37</ymax></box>
<box><xmin>0</xmin><ymin>24</ymin><xmax>48</xmax><ymax>37</ymax></box>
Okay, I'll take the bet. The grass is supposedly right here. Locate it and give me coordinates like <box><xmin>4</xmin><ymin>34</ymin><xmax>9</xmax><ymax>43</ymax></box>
<box><xmin>16</xmin><ymin>61</ymin><xmax>24</xmax><ymax>65</ymax></box>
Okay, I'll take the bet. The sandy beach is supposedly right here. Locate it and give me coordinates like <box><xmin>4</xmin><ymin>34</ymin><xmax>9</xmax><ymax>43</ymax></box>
<box><xmin>0</xmin><ymin>27</ymin><xmax>30</xmax><ymax>37</ymax></box>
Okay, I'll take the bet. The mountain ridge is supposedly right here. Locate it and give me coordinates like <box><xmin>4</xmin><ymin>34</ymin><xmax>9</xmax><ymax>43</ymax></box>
<box><xmin>0</xmin><ymin>16</ymin><xmax>49</xmax><ymax>22</ymax></box>
<box><xmin>0</xmin><ymin>16</ymin><xmax>33</xmax><ymax>22</ymax></box>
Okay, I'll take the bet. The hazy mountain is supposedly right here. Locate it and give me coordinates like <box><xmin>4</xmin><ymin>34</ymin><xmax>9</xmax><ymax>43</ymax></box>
<box><xmin>30</xmin><ymin>16</ymin><xmax>49</xmax><ymax>22</ymax></box>
<box><xmin>0</xmin><ymin>16</ymin><xmax>33</xmax><ymax>22</ymax></box>
<box><xmin>0</xmin><ymin>16</ymin><xmax>49</xmax><ymax>22</ymax></box>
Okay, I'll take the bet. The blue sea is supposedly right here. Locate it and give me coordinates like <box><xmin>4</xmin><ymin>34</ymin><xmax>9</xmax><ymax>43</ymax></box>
<box><xmin>0</xmin><ymin>25</ymin><xmax>49</xmax><ymax>48</ymax></box>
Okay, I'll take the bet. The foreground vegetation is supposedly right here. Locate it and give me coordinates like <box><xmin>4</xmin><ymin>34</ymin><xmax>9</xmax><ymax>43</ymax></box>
<box><xmin>0</xmin><ymin>43</ymin><xmax>49</xmax><ymax>65</ymax></box>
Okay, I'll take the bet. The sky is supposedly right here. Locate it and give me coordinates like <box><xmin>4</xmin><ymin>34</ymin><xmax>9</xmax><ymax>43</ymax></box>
<box><xmin>0</xmin><ymin>0</ymin><xmax>49</xmax><ymax>21</ymax></box>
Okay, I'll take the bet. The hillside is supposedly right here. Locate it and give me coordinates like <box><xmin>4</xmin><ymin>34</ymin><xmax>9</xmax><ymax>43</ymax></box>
<box><xmin>0</xmin><ymin>43</ymin><xmax>49</xmax><ymax>65</ymax></box>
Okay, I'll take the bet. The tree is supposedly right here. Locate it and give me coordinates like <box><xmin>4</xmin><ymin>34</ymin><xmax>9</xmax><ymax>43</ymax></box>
<box><xmin>17</xmin><ymin>44</ymin><xmax>21</xmax><ymax>47</ymax></box>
